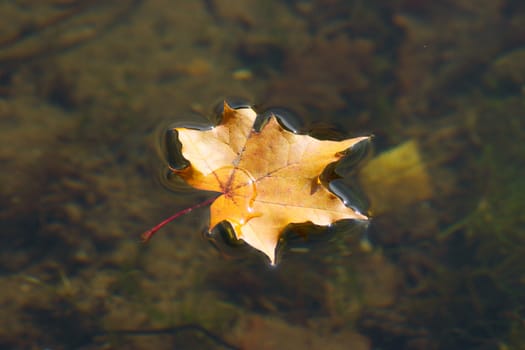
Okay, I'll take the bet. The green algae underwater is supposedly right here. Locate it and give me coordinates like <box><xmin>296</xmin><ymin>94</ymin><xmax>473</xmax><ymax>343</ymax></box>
<box><xmin>0</xmin><ymin>1</ymin><xmax>524</xmax><ymax>349</ymax></box>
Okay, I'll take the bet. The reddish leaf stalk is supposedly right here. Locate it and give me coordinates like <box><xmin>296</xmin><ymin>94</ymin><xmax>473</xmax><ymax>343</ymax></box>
<box><xmin>141</xmin><ymin>196</ymin><xmax>217</xmax><ymax>242</ymax></box>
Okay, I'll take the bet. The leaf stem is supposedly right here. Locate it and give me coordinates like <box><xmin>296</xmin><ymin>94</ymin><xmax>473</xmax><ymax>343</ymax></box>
<box><xmin>141</xmin><ymin>196</ymin><xmax>217</xmax><ymax>242</ymax></box>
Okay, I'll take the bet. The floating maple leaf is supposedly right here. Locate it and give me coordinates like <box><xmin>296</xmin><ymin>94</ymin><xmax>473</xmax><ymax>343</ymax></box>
<box><xmin>143</xmin><ymin>102</ymin><xmax>370</xmax><ymax>264</ymax></box>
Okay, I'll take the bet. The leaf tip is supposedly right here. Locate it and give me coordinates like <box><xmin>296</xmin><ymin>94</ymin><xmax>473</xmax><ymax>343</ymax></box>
<box><xmin>223</xmin><ymin>100</ymin><xmax>234</xmax><ymax>113</ymax></box>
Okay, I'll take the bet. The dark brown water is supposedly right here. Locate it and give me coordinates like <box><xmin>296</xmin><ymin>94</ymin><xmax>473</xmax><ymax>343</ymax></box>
<box><xmin>1</xmin><ymin>1</ymin><xmax>524</xmax><ymax>349</ymax></box>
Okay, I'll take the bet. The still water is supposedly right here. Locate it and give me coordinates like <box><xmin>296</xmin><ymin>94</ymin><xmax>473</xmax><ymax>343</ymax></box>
<box><xmin>1</xmin><ymin>1</ymin><xmax>524</xmax><ymax>349</ymax></box>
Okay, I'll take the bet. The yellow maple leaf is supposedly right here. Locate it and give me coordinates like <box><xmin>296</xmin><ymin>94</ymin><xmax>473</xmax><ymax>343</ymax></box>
<box><xmin>145</xmin><ymin>102</ymin><xmax>370</xmax><ymax>264</ymax></box>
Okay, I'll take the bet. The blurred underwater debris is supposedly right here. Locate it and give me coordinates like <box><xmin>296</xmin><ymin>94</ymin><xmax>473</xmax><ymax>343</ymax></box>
<box><xmin>0</xmin><ymin>0</ymin><xmax>141</xmax><ymax>68</ymax></box>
